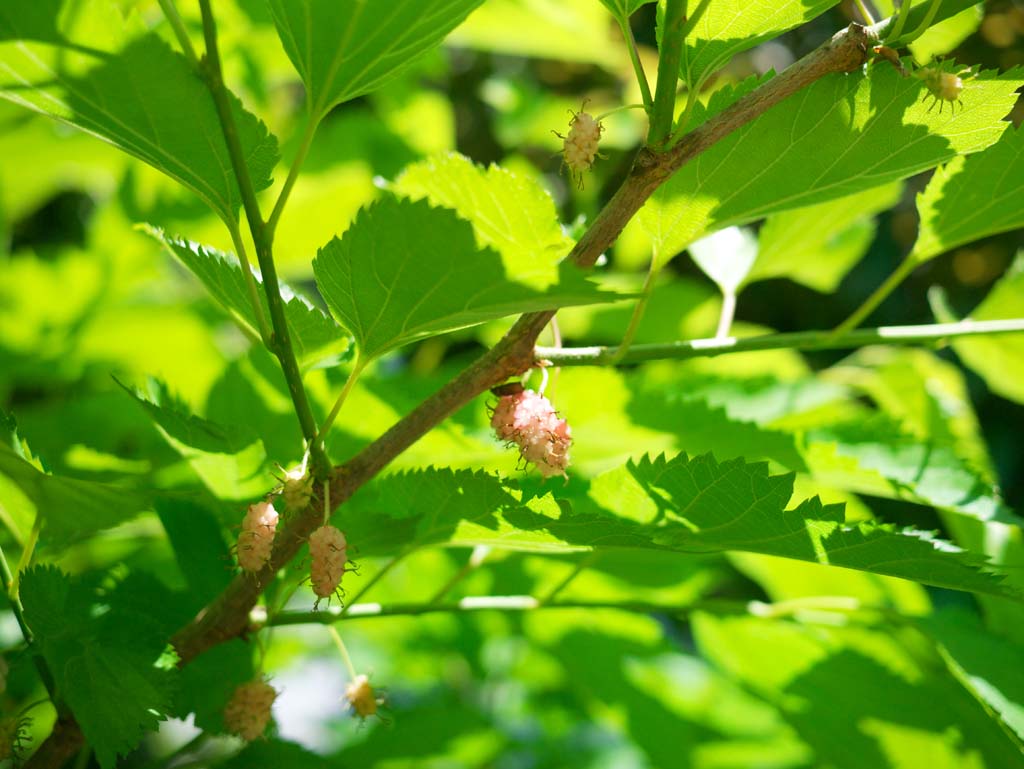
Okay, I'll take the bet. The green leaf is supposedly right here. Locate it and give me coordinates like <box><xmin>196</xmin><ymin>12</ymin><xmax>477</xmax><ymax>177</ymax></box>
<box><xmin>681</xmin><ymin>0</ymin><xmax>841</xmax><ymax>87</ymax></box>
<box><xmin>174</xmin><ymin>640</ymin><xmax>255</xmax><ymax>734</ymax></box>
<box><xmin>266</xmin><ymin>0</ymin><xmax>483</xmax><ymax>116</ymax></box>
<box><xmin>687</xmin><ymin>226</ymin><xmax>758</xmax><ymax>293</ymax></box>
<box><xmin>344</xmin><ymin>455</ymin><xmax>1018</xmax><ymax>600</ymax></box>
<box><xmin>751</xmin><ymin>182</ymin><xmax>902</xmax><ymax>292</ymax></box>
<box><xmin>0</xmin><ymin>442</ymin><xmax>150</xmax><ymax>548</ymax></box>
<box><xmin>20</xmin><ymin>565</ymin><xmax>178</xmax><ymax>769</ymax></box>
<box><xmin>313</xmin><ymin>196</ymin><xmax>620</xmax><ymax>360</ymax></box>
<box><xmin>599</xmin><ymin>0</ymin><xmax>656</xmax><ymax>19</ymax></box>
<box><xmin>641</xmin><ymin>65</ymin><xmax>1023</xmax><ymax>265</ymax></box>
<box><xmin>806</xmin><ymin>414</ymin><xmax>1023</xmax><ymax>527</ymax></box>
<box><xmin>0</xmin><ymin>0</ymin><xmax>278</xmax><ymax>224</ymax></box>
<box><xmin>912</xmin><ymin>126</ymin><xmax>1024</xmax><ymax>264</ymax></box>
<box><xmin>155</xmin><ymin>497</ymin><xmax>233</xmax><ymax>610</ymax></box>
<box><xmin>392</xmin><ymin>152</ymin><xmax>574</xmax><ymax>285</ymax></box>
<box><xmin>117</xmin><ymin>378</ymin><xmax>268</xmax><ymax>499</ymax></box>
<box><xmin>147</xmin><ymin>228</ymin><xmax>348</xmax><ymax>364</ymax></box>
<box><xmin>952</xmin><ymin>252</ymin><xmax>1024</xmax><ymax>405</ymax></box>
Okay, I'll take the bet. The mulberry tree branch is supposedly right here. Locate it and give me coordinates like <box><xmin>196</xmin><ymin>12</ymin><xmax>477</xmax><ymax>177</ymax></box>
<box><xmin>27</xmin><ymin>21</ymin><xmax>874</xmax><ymax>769</ymax></box>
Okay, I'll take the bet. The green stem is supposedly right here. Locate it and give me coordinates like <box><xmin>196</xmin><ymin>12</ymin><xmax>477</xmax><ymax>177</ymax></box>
<box><xmin>197</xmin><ymin>0</ymin><xmax>328</xmax><ymax>479</ymax></box>
<box><xmin>885</xmin><ymin>0</ymin><xmax>913</xmax><ymax>43</ymax></box>
<box><xmin>0</xmin><ymin>540</ymin><xmax>56</xmax><ymax>697</ymax></box>
<box><xmin>535</xmin><ymin>318</ymin><xmax>1024</xmax><ymax>367</ymax></box>
<box><xmin>615</xmin><ymin>13</ymin><xmax>654</xmax><ymax>112</ymax></box>
<box><xmin>611</xmin><ymin>264</ymin><xmax>658</xmax><ymax>363</ymax></box>
<box><xmin>267</xmin><ymin>594</ymin><xmax>898</xmax><ymax>627</ymax></box>
<box><xmin>854</xmin><ymin>0</ymin><xmax>877</xmax><ymax>25</ymax></box>
<box><xmin>156</xmin><ymin>0</ymin><xmax>200</xmax><ymax>69</ymax></box>
<box><xmin>429</xmin><ymin>546</ymin><xmax>491</xmax><ymax>604</ymax></box>
<box><xmin>326</xmin><ymin>625</ymin><xmax>358</xmax><ymax>678</ymax></box>
<box><xmin>315</xmin><ymin>358</ymin><xmax>366</xmax><ymax>447</ymax></box>
<box><xmin>267</xmin><ymin>109</ymin><xmax>318</xmax><ymax>238</ymax></box>
<box><xmin>679</xmin><ymin>0</ymin><xmax>713</xmax><ymax>44</ymax></box>
<box><xmin>900</xmin><ymin>0</ymin><xmax>942</xmax><ymax>46</ymax></box>
<box><xmin>648</xmin><ymin>0</ymin><xmax>687</xmax><ymax>146</ymax></box>
<box><xmin>341</xmin><ymin>547</ymin><xmax>416</xmax><ymax>615</ymax></box>
<box><xmin>9</xmin><ymin>514</ymin><xmax>40</xmax><ymax>600</ymax></box>
<box><xmin>540</xmin><ymin>552</ymin><xmax>599</xmax><ymax>605</ymax></box>
<box><xmin>833</xmin><ymin>255</ymin><xmax>917</xmax><ymax>336</ymax></box>
<box><xmin>226</xmin><ymin>221</ymin><xmax>272</xmax><ymax>346</ymax></box>
<box><xmin>715</xmin><ymin>290</ymin><xmax>737</xmax><ymax>339</ymax></box>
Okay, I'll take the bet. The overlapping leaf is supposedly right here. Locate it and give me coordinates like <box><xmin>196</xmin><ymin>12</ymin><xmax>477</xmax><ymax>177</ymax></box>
<box><xmin>149</xmin><ymin>228</ymin><xmax>347</xmax><ymax>364</ymax></box>
<box><xmin>912</xmin><ymin>126</ymin><xmax>1024</xmax><ymax>263</ymax></box>
<box><xmin>343</xmin><ymin>454</ymin><xmax>1018</xmax><ymax>600</ymax></box>
<box><xmin>313</xmin><ymin>196</ymin><xmax>621</xmax><ymax>360</ymax></box>
<box><xmin>0</xmin><ymin>0</ymin><xmax>278</xmax><ymax>223</ymax></box>
<box><xmin>266</xmin><ymin>0</ymin><xmax>483</xmax><ymax>116</ymax></box>
<box><xmin>641</xmin><ymin>64</ymin><xmax>1023</xmax><ymax>264</ymax></box>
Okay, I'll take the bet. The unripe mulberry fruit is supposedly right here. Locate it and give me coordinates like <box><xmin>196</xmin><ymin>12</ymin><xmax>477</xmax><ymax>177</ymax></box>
<box><xmin>309</xmin><ymin>525</ymin><xmax>348</xmax><ymax>604</ymax></box>
<box><xmin>237</xmin><ymin>501</ymin><xmax>279</xmax><ymax>572</ymax></box>
<box><xmin>558</xmin><ymin>105</ymin><xmax>603</xmax><ymax>187</ymax></box>
<box><xmin>490</xmin><ymin>388</ymin><xmax>572</xmax><ymax>478</ymax></box>
<box><xmin>224</xmin><ymin>678</ymin><xmax>277</xmax><ymax>740</ymax></box>
<box><xmin>282</xmin><ymin>465</ymin><xmax>314</xmax><ymax>511</ymax></box>
<box><xmin>345</xmin><ymin>674</ymin><xmax>380</xmax><ymax>719</ymax></box>
<box><xmin>0</xmin><ymin>715</ymin><xmax>30</xmax><ymax>762</ymax></box>
<box><xmin>916</xmin><ymin>66</ymin><xmax>965</xmax><ymax>113</ymax></box>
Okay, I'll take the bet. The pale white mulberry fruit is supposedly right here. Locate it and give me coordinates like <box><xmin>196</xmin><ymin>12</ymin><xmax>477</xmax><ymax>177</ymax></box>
<box><xmin>237</xmin><ymin>500</ymin><xmax>279</xmax><ymax>573</ymax></box>
<box><xmin>345</xmin><ymin>674</ymin><xmax>381</xmax><ymax>719</ymax></box>
<box><xmin>224</xmin><ymin>678</ymin><xmax>277</xmax><ymax>740</ymax></box>
<box><xmin>309</xmin><ymin>525</ymin><xmax>348</xmax><ymax>604</ymax></box>
<box><xmin>491</xmin><ymin>388</ymin><xmax>572</xmax><ymax>478</ymax></box>
<box><xmin>560</xmin><ymin>106</ymin><xmax>603</xmax><ymax>186</ymax></box>
<box><xmin>916</xmin><ymin>66</ymin><xmax>966</xmax><ymax>112</ymax></box>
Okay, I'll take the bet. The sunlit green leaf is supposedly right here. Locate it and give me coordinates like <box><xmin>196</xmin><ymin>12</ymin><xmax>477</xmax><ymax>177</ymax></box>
<box><xmin>313</xmin><ymin>196</ymin><xmax>621</xmax><ymax>360</ymax></box>
<box><xmin>0</xmin><ymin>0</ymin><xmax>278</xmax><ymax>223</ymax></box>
<box><xmin>266</xmin><ymin>0</ymin><xmax>483</xmax><ymax>116</ymax></box>
<box><xmin>598</xmin><ymin>0</ymin><xmax>656</xmax><ymax>19</ymax></box>
<box><xmin>912</xmin><ymin>126</ymin><xmax>1024</xmax><ymax>264</ymax></box>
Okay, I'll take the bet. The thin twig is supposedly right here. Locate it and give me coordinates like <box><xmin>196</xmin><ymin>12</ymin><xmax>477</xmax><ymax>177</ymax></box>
<box><xmin>536</xmin><ymin>318</ymin><xmax>1024</xmax><ymax>367</ymax></box>
<box><xmin>616</xmin><ymin>14</ymin><xmax>654</xmax><ymax>112</ymax></box>
<box><xmin>832</xmin><ymin>255</ymin><xmax>917</xmax><ymax>335</ymax></box>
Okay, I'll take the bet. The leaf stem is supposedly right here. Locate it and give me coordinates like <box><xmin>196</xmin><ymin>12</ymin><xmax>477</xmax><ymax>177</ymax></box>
<box><xmin>832</xmin><ymin>255</ymin><xmax>917</xmax><ymax>335</ymax></box>
<box><xmin>197</xmin><ymin>0</ymin><xmax>328</xmax><ymax>478</ymax></box>
<box><xmin>341</xmin><ymin>547</ymin><xmax>416</xmax><ymax>615</ymax></box>
<box><xmin>315</xmin><ymin>358</ymin><xmax>366</xmax><ymax>447</ymax></box>
<box><xmin>854</xmin><ymin>0</ymin><xmax>877</xmax><ymax>26</ymax></box>
<box><xmin>540</xmin><ymin>551</ymin><xmax>599</xmax><ymax>605</ymax></box>
<box><xmin>885</xmin><ymin>0</ymin><xmax>913</xmax><ymax>44</ymax></box>
<box><xmin>155</xmin><ymin>0</ymin><xmax>200</xmax><ymax>69</ymax></box>
<box><xmin>0</xmin><ymin>540</ymin><xmax>56</xmax><ymax>697</ymax></box>
<box><xmin>898</xmin><ymin>0</ymin><xmax>943</xmax><ymax>46</ymax></box>
<box><xmin>679</xmin><ymin>0</ymin><xmax>713</xmax><ymax>48</ymax></box>
<box><xmin>715</xmin><ymin>290</ymin><xmax>737</xmax><ymax>339</ymax></box>
<box><xmin>648</xmin><ymin>0</ymin><xmax>687</xmax><ymax>146</ymax></box>
<box><xmin>10</xmin><ymin>514</ymin><xmax>40</xmax><ymax>600</ymax></box>
<box><xmin>226</xmin><ymin>221</ymin><xmax>272</xmax><ymax>346</ymax></box>
<box><xmin>266</xmin><ymin>108</ymin><xmax>319</xmax><ymax>238</ymax></box>
<box><xmin>429</xmin><ymin>546</ymin><xmax>491</xmax><ymax>604</ymax></box>
<box><xmin>535</xmin><ymin>318</ymin><xmax>1024</xmax><ymax>366</ymax></box>
<box><xmin>615</xmin><ymin>13</ymin><xmax>654</xmax><ymax>112</ymax></box>
<box><xmin>611</xmin><ymin>263</ymin><xmax>657</xmax><ymax>363</ymax></box>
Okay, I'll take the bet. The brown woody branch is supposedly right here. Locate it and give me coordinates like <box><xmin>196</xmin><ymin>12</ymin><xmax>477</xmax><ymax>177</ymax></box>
<box><xmin>26</xmin><ymin>22</ymin><xmax>872</xmax><ymax>769</ymax></box>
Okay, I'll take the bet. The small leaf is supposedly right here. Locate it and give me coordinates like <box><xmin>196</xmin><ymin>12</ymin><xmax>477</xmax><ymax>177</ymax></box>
<box><xmin>641</xmin><ymin>65</ymin><xmax>1024</xmax><ymax>264</ymax></box>
<box><xmin>267</xmin><ymin>0</ymin><xmax>483</xmax><ymax>116</ymax></box>
<box><xmin>598</xmin><ymin>0</ymin><xmax>657</xmax><ymax>19</ymax></box>
<box><xmin>912</xmin><ymin>126</ymin><xmax>1024</xmax><ymax>264</ymax></box>
<box><xmin>688</xmin><ymin>226</ymin><xmax>758</xmax><ymax>294</ymax></box>
<box><xmin>752</xmin><ymin>182</ymin><xmax>902</xmax><ymax>292</ymax></box>
<box><xmin>313</xmin><ymin>197</ymin><xmax>621</xmax><ymax>360</ymax></box>
<box><xmin>148</xmin><ymin>228</ymin><xmax>348</xmax><ymax>365</ymax></box>
<box><xmin>952</xmin><ymin>252</ymin><xmax>1024</xmax><ymax>405</ymax></box>
<box><xmin>117</xmin><ymin>378</ymin><xmax>268</xmax><ymax>499</ymax></box>
<box><xmin>0</xmin><ymin>0</ymin><xmax>278</xmax><ymax>223</ymax></box>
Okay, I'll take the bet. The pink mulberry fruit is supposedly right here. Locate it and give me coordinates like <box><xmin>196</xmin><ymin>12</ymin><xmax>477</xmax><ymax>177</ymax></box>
<box><xmin>237</xmin><ymin>501</ymin><xmax>279</xmax><ymax>573</ymax></box>
<box><xmin>224</xmin><ymin>678</ymin><xmax>277</xmax><ymax>741</ymax></box>
<box><xmin>490</xmin><ymin>387</ymin><xmax>572</xmax><ymax>478</ymax></box>
<box><xmin>309</xmin><ymin>525</ymin><xmax>348</xmax><ymax>605</ymax></box>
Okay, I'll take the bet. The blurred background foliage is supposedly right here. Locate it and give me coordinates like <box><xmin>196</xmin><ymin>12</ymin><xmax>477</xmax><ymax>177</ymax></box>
<box><xmin>2</xmin><ymin>1</ymin><xmax>1024</xmax><ymax>767</ymax></box>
